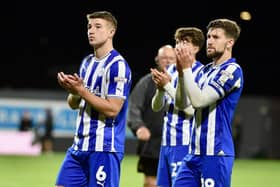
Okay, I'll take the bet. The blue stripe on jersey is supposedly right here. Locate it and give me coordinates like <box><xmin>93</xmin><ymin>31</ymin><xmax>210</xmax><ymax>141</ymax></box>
<box><xmin>73</xmin><ymin>49</ymin><xmax>132</xmax><ymax>153</ymax></box>
<box><xmin>76</xmin><ymin>105</ymin><xmax>86</xmax><ymax>146</ymax></box>
<box><xmin>200</xmin><ymin>108</ymin><xmax>210</xmax><ymax>155</ymax></box>
<box><xmin>162</xmin><ymin>62</ymin><xmax>204</xmax><ymax>147</ymax></box>
<box><xmin>86</xmin><ymin>61</ymin><xmax>99</xmax><ymax>89</ymax></box>
<box><xmin>79</xmin><ymin>55</ymin><xmax>93</xmax><ymax>79</ymax></box>
<box><xmin>192</xmin><ymin>61</ymin><xmax>204</xmax><ymax>72</ymax></box>
<box><xmin>190</xmin><ymin>58</ymin><xmax>243</xmax><ymax>156</ymax></box>
<box><xmin>108</xmin><ymin>63</ymin><xmax>118</xmax><ymax>95</ymax></box>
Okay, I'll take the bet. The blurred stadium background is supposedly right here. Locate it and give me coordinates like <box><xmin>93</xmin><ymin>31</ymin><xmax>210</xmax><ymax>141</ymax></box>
<box><xmin>0</xmin><ymin>0</ymin><xmax>279</xmax><ymax>186</ymax></box>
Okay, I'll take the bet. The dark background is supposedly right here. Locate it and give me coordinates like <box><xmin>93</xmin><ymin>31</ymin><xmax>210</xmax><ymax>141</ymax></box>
<box><xmin>0</xmin><ymin>1</ymin><xmax>276</xmax><ymax>96</ymax></box>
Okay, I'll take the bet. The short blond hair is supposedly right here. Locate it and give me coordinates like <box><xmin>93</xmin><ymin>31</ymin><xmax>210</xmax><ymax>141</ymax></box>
<box><xmin>87</xmin><ymin>11</ymin><xmax>117</xmax><ymax>30</ymax></box>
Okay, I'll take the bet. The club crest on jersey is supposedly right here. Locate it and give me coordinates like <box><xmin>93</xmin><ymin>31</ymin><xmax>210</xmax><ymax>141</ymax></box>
<box><xmin>114</xmin><ymin>77</ymin><xmax>127</xmax><ymax>83</ymax></box>
<box><xmin>220</xmin><ymin>70</ymin><xmax>234</xmax><ymax>80</ymax></box>
<box><xmin>218</xmin><ymin>70</ymin><xmax>234</xmax><ymax>85</ymax></box>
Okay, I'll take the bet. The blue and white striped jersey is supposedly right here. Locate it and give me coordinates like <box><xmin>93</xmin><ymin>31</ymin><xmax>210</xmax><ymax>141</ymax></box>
<box><xmin>72</xmin><ymin>49</ymin><xmax>132</xmax><ymax>153</ymax></box>
<box><xmin>190</xmin><ymin>58</ymin><xmax>243</xmax><ymax>156</ymax></box>
<box><xmin>162</xmin><ymin>62</ymin><xmax>203</xmax><ymax>146</ymax></box>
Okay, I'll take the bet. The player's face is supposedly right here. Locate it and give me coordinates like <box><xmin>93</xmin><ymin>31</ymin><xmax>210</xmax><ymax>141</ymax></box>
<box><xmin>87</xmin><ymin>18</ymin><xmax>115</xmax><ymax>48</ymax></box>
<box><xmin>206</xmin><ymin>28</ymin><xmax>229</xmax><ymax>59</ymax></box>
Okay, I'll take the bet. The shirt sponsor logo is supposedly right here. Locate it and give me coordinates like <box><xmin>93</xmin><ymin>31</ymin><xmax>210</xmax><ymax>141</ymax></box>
<box><xmin>114</xmin><ymin>77</ymin><xmax>127</xmax><ymax>83</ymax></box>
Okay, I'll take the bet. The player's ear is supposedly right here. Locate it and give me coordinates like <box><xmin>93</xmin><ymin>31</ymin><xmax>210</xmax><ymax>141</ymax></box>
<box><xmin>109</xmin><ymin>28</ymin><xmax>116</xmax><ymax>37</ymax></box>
<box><xmin>193</xmin><ymin>46</ymin><xmax>199</xmax><ymax>54</ymax></box>
<box><xmin>226</xmin><ymin>38</ymin><xmax>234</xmax><ymax>48</ymax></box>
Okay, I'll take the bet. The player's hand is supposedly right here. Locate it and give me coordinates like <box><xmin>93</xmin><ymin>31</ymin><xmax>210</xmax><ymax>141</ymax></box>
<box><xmin>175</xmin><ymin>41</ymin><xmax>194</xmax><ymax>71</ymax></box>
<box><xmin>65</xmin><ymin>73</ymin><xmax>85</xmax><ymax>95</ymax></box>
<box><xmin>161</xmin><ymin>67</ymin><xmax>172</xmax><ymax>82</ymax></box>
<box><xmin>57</xmin><ymin>72</ymin><xmax>73</xmax><ymax>92</ymax></box>
<box><xmin>57</xmin><ymin>72</ymin><xmax>83</xmax><ymax>95</ymax></box>
<box><xmin>150</xmin><ymin>68</ymin><xmax>171</xmax><ymax>89</ymax></box>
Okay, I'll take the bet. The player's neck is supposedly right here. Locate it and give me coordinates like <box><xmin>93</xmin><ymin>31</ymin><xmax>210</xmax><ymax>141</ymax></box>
<box><xmin>94</xmin><ymin>42</ymin><xmax>114</xmax><ymax>60</ymax></box>
<box><xmin>213</xmin><ymin>52</ymin><xmax>232</xmax><ymax>66</ymax></box>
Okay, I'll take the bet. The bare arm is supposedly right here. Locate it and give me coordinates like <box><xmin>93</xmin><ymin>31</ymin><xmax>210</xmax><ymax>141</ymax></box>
<box><xmin>79</xmin><ymin>87</ymin><xmax>124</xmax><ymax>118</ymax></box>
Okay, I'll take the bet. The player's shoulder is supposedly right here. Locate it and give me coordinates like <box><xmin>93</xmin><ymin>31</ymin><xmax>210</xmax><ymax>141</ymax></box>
<box><xmin>193</xmin><ymin>61</ymin><xmax>204</xmax><ymax>73</ymax></box>
<box><xmin>220</xmin><ymin>58</ymin><xmax>242</xmax><ymax>69</ymax></box>
<box><xmin>80</xmin><ymin>54</ymin><xmax>94</xmax><ymax>68</ymax></box>
<box><xmin>110</xmin><ymin>49</ymin><xmax>126</xmax><ymax>62</ymax></box>
<box><xmin>109</xmin><ymin>51</ymin><xmax>131</xmax><ymax>71</ymax></box>
<box><xmin>194</xmin><ymin>60</ymin><xmax>204</xmax><ymax>67</ymax></box>
<box><xmin>220</xmin><ymin>61</ymin><xmax>243</xmax><ymax>77</ymax></box>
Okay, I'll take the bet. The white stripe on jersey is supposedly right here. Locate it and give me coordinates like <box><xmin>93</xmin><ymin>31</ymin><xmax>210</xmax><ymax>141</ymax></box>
<box><xmin>111</xmin><ymin>125</ymin><xmax>116</xmax><ymax>152</ymax></box>
<box><xmin>194</xmin><ymin>124</ymin><xmax>201</xmax><ymax>155</ymax></box>
<box><xmin>189</xmin><ymin>119</ymin><xmax>195</xmax><ymax>153</ymax></box>
<box><xmin>95</xmin><ymin>116</ymin><xmax>106</xmax><ymax>151</ymax></box>
<box><xmin>101</xmin><ymin>56</ymin><xmax>123</xmax><ymax>98</ymax></box>
<box><xmin>234</xmin><ymin>78</ymin><xmax>241</xmax><ymax>89</ymax></box>
<box><xmin>182</xmin><ymin>120</ymin><xmax>190</xmax><ymax>145</ymax></box>
<box><xmin>194</xmin><ymin>110</ymin><xmax>202</xmax><ymax>155</ymax></box>
<box><xmin>82</xmin><ymin>136</ymin><xmax>90</xmax><ymax>151</ymax></box>
<box><xmin>74</xmin><ymin>134</ymin><xmax>79</xmax><ymax>150</ymax></box>
<box><xmin>170</xmin><ymin>112</ymin><xmax>178</xmax><ymax>146</ymax></box>
<box><xmin>114</xmin><ymin>61</ymin><xmax>126</xmax><ymax>97</ymax></box>
<box><xmin>162</xmin><ymin>118</ymin><xmax>168</xmax><ymax>146</ymax></box>
<box><xmin>206</xmin><ymin>104</ymin><xmax>216</xmax><ymax>155</ymax></box>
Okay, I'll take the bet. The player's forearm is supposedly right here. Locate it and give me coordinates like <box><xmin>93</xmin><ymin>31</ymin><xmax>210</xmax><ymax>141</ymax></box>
<box><xmin>79</xmin><ymin>87</ymin><xmax>124</xmax><ymax>118</ymax></box>
<box><xmin>151</xmin><ymin>89</ymin><xmax>165</xmax><ymax>112</ymax></box>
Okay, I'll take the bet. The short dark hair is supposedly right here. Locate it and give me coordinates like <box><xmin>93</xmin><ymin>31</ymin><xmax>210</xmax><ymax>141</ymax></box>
<box><xmin>87</xmin><ymin>11</ymin><xmax>117</xmax><ymax>30</ymax></box>
<box><xmin>207</xmin><ymin>18</ymin><xmax>241</xmax><ymax>42</ymax></box>
<box><xmin>174</xmin><ymin>27</ymin><xmax>205</xmax><ymax>50</ymax></box>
